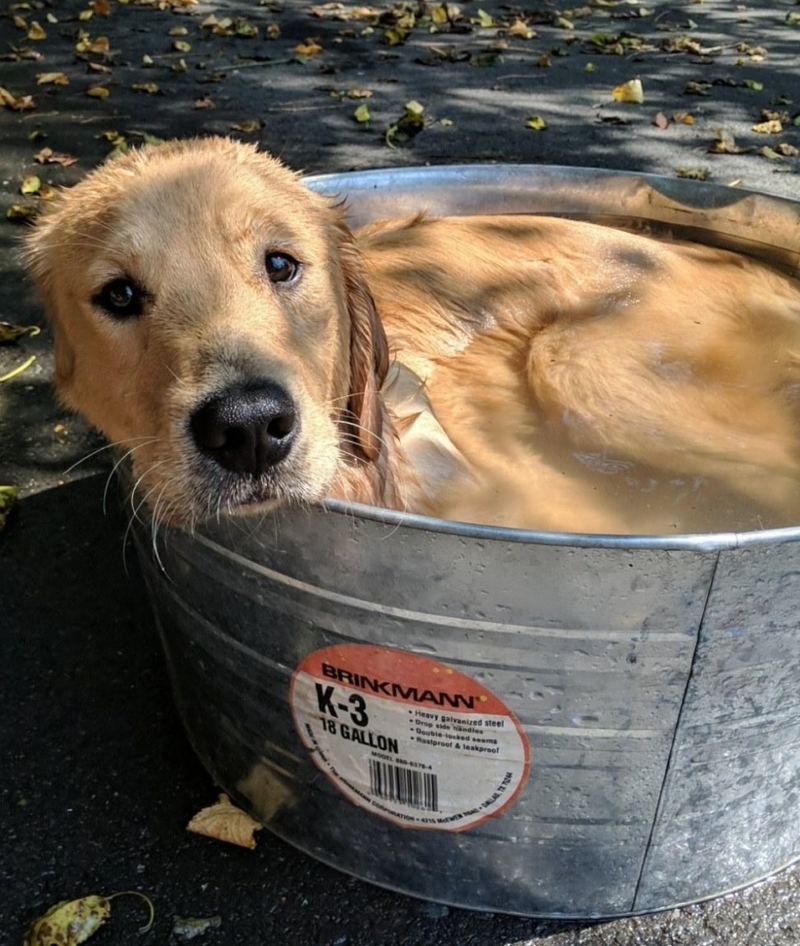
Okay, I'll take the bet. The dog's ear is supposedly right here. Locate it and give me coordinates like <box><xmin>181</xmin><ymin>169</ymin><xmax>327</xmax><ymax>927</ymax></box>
<box><xmin>24</xmin><ymin>221</ymin><xmax>77</xmax><ymax>391</ymax></box>
<box><xmin>337</xmin><ymin>226</ymin><xmax>389</xmax><ymax>462</ymax></box>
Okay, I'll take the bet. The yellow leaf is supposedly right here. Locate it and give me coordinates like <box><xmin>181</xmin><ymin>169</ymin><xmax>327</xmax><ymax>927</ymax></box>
<box><xmin>27</xmin><ymin>20</ymin><xmax>46</xmax><ymax>39</ymax></box>
<box><xmin>584</xmin><ymin>61</ymin><xmax>596</xmax><ymax>72</ymax></box>
<box><xmin>525</xmin><ymin>114</ymin><xmax>547</xmax><ymax>130</ymax></box>
<box><xmin>507</xmin><ymin>18</ymin><xmax>534</xmax><ymax>39</ymax></box>
<box><xmin>353</xmin><ymin>102</ymin><xmax>371</xmax><ymax>122</ymax></box>
<box><xmin>168</xmin><ymin>25</ymin><xmax>188</xmax><ymax>35</ymax></box>
<box><xmin>20</xmin><ymin>175</ymin><xmax>41</xmax><ymax>194</ymax></box>
<box><xmin>612</xmin><ymin>77</ymin><xmax>644</xmax><ymax>103</ymax></box>
<box><xmin>86</xmin><ymin>85</ymin><xmax>110</xmax><ymax>98</ymax></box>
<box><xmin>347</xmin><ymin>87</ymin><xmax>372</xmax><ymax>99</ymax></box>
<box><xmin>295</xmin><ymin>38</ymin><xmax>323</xmax><ymax>56</ymax></box>
<box><xmin>23</xmin><ymin>896</ymin><xmax>111</xmax><ymax>946</ymax></box>
<box><xmin>672</xmin><ymin>110</ymin><xmax>694</xmax><ymax>124</ymax></box>
<box><xmin>173</xmin><ymin>39</ymin><xmax>191</xmax><ymax>51</ymax></box>
<box><xmin>79</xmin><ymin>8</ymin><xmax>94</xmax><ymax>20</ymax></box>
<box><xmin>142</xmin><ymin>53</ymin><xmax>154</xmax><ymax>65</ymax></box>
<box><xmin>22</xmin><ymin>892</ymin><xmax>154</xmax><ymax>945</ymax></box>
<box><xmin>36</xmin><ymin>72</ymin><xmax>69</xmax><ymax>85</ymax></box>
<box><xmin>474</xmin><ymin>8</ymin><xmax>494</xmax><ymax>26</ymax></box>
<box><xmin>752</xmin><ymin>119</ymin><xmax>782</xmax><ymax>134</ymax></box>
<box><xmin>131</xmin><ymin>82</ymin><xmax>160</xmax><ymax>93</ymax></box>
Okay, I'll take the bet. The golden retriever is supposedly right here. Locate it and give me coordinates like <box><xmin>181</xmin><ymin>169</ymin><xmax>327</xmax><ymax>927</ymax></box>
<box><xmin>24</xmin><ymin>137</ymin><xmax>800</xmax><ymax>534</ymax></box>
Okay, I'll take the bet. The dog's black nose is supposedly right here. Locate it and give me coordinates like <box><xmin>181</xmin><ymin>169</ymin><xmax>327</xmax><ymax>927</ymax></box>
<box><xmin>190</xmin><ymin>382</ymin><xmax>297</xmax><ymax>477</ymax></box>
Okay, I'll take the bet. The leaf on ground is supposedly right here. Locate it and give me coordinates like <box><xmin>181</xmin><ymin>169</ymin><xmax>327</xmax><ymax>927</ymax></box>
<box><xmin>309</xmin><ymin>3</ymin><xmax>380</xmax><ymax>20</ymax></box>
<box><xmin>36</xmin><ymin>72</ymin><xmax>69</xmax><ymax>85</ymax></box>
<box><xmin>75</xmin><ymin>32</ymin><xmax>110</xmax><ymax>53</ymax></box>
<box><xmin>23</xmin><ymin>897</ymin><xmax>111</xmax><ymax>945</ymax></box>
<box><xmin>88</xmin><ymin>61</ymin><xmax>113</xmax><ymax>73</ymax></box>
<box><xmin>525</xmin><ymin>114</ymin><xmax>547</xmax><ymax>130</ymax></box>
<box><xmin>759</xmin><ymin>145</ymin><xmax>784</xmax><ymax>161</ymax></box>
<box><xmin>0</xmin><ymin>86</ymin><xmax>36</xmax><ymax>110</ymax></box>
<box><xmin>676</xmin><ymin>166</ymin><xmax>709</xmax><ymax>180</ymax></box>
<box><xmin>472</xmin><ymin>8</ymin><xmax>494</xmax><ymax>27</ymax></box>
<box><xmin>684</xmin><ymin>79</ymin><xmax>711</xmax><ymax>96</ymax></box>
<box><xmin>20</xmin><ymin>175</ymin><xmax>41</xmax><ymax>194</ymax></box>
<box><xmin>131</xmin><ymin>82</ymin><xmax>160</xmax><ymax>93</ymax></box>
<box><xmin>86</xmin><ymin>84</ymin><xmax>110</xmax><ymax>98</ymax></box>
<box><xmin>386</xmin><ymin>99</ymin><xmax>425</xmax><ymax>147</ymax></box>
<box><xmin>173</xmin><ymin>40</ymin><xmax>191</xmax><ymax>52</ymax></box>
<box><xmin>612</xmin><ymin>78</ymin><xmax>643</xmax><ymax>103</ymax></box>
<box><xmin>775</xmin><ymin>142</ymin><xmax>799</xmax><ymax>156</ymax></box>
<box><xmin>707</xmin><ymin>128</ymin><xmax>747</xmax><ymax>154</ymax></box>
<box><xmin>90</xmin><ymin>0</ymin><xmax>112</xmax><ymax>14</ymax></box>
<box><xmin>751</xmin><ymin>118</ymin><xmax>782</xmax><ymax>134</ymax></box>
<box><xmin>0</xmin><ymin>321</ymin><xmax>40</xmax><ymax>343</ymax></box>
<box><xmin>27</xmin><ymin>20</ymin><xmax>46</xmax><ymax>40</ymax></box>
<box><xmin>0</xmin><ymin>485</ymin><xmax>18</xmax><ymax>532</ymax></box>
<box><xmin>265</xmin><ymin>22</ymin><xmax>280</xmax><ymax>38</ymax></box>
<box><xmin>672</xmin><ymin>110</ymin><xmax>694</xmax><ymax>124</ymax></box>
<box><xmin>230</xmin><ymin>119</ymin><xmax>264</xmax><ymax>132</ymax></box>
<box><xmin>23</xmin><ymin>892</ymin><xmax>154</xmax><ymax>946</ymax></box>
<box><xmin>295</xmin><ymin>38</ymin><xmax>323</xmax><ymax>56</ymax></box>
<box><xmin>353</xmin><ymin>102</ymin><xmax>371</xmax><ymax>122</ymax></box>
<box><xmin>507</xmin><ymin>18</ymin><xmax>535</xmax><ymax>39</ymax></box>
<box><xmin>187</xmin><ymin>793</ymin><xmax>263</xmax><ymax>849</ymax></box>
<box><xmin>742</xmin><ymin>78</ymin><xmax>763</xmax><ymax>91</ymax></box>
<box><xmin>192</xmin><ymin>94</ymin><xmax>214</xmax><ymax>109</ymax></box>
<box><xmin>6</xmin><ymin>204</ymin><xmax>38</xmax><ymax>222</ymax></box>
<box><xmin>653</xmin><ymin>111</ymin><xmax>669</xmax><ymax>129</ymax></box>
<box><xmin>34</xmin><ymin>147</ymin><xmax>78</xmax><ymax>166</ymax></box>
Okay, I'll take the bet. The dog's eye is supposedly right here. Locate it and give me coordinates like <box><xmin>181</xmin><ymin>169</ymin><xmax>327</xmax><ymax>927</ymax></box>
<box><xmin>94</xmin><ymin>278</ymin><xmax>144</xmax><ymax>318</ymax></box>
<box><xmin>265</xmin><ymin>252</ymin><xmax>300</xmax><ymax>285</ymax></box>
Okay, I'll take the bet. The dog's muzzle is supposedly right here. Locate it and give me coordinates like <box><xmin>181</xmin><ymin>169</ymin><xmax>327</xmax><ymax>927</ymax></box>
<box><xmin>190</xmin><ymin>380</ymin><xmax>298</xmax><ymax>478</ymax></box>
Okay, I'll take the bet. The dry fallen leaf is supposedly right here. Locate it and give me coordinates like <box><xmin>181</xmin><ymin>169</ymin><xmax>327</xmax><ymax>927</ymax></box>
<box><xmin>187</xmin><ymin>793</ymin><xmax>263</xmax><ymax>849</ymax></box>
<box><xmin>672</xmin><ymin>110</ymin><xmax>694</xmax><ymax>124</ymax></box>
<box><xmin>86</xmin><ymin>84</ymin><xmax>110</xmax><ymax>98</ymax></box>
<box><xmin>27</xmin><ymin>20</ymin><xmax>46</xmax><ymax>40</ymax></box>
<box><xmin>295</xmin><ymin>38</ymin><xmax>323</xmax><ymax>56</ymax></box>
<box><xmin>192</xmin><ymin>94</ymin><xmax>215</xmax><ymax>109</ymax></box>
<box><xmin>0</xmin><ymin>86</ymin><xmax>36</xmax><ymax>111</ymax></box>
<box><xmin>611</xmin><ymin>78</ymin><xmax>644</xmax><ymax>104</ymax></box>
<box><xmin>653</xmin><ymin>111</ymin><xmax>669</xmax><ymax>129</ymax></box>
<box><xmin>36</xmin><ymin>72</ymin><xmax>69</xmax><ymax>85</ymax></box>
<box><xmin>34</xmin><ymin>147</ymin><xmax>79</xmax><ymax>166</ymax></box>
<box><xmin>507</xmin><ymin>18</ymin><xmax>535</xmax><ymax>39</ymax></box>
<box><xmin>353</xmin><ymin>102</ymin><xmax>371</xmax><ymax>122</ymax></box>
<box><xmin>131</xmin><ymin>82</ymin><xmax>160</xmax><ymax>93</ymax></box>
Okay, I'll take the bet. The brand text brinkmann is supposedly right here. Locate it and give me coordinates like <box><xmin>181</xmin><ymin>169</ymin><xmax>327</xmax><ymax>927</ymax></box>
<box><xmin>321</xmin><ymin>663</ymin><xmax>477</xmax><ymax>709</ymax></box>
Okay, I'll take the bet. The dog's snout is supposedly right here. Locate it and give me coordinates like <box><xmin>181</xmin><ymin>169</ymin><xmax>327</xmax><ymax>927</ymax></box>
<box><xmin>190</xmin><ymin>382</ymin><xmax>297</xmax><ymax>477</ymax></box>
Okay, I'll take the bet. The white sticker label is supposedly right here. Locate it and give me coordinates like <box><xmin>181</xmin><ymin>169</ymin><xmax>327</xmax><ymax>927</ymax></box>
<box><xmin>290</xmin><ymin>644</ymin><xmax>530</xmax><ymax>831</ymax></box>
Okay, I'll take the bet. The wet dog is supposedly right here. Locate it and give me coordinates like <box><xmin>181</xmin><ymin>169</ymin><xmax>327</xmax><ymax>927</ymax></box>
<box><xmin>25</xmin><ymin>137</ymin><xmax>800</xmax><ymax>533</ymax></box>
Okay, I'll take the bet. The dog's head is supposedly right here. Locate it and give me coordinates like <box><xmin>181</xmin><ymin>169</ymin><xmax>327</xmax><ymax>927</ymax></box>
<box><xmin>25</xmin><ymin>137</ymin><xmax>388</xmax><ymax>526</ymax></box>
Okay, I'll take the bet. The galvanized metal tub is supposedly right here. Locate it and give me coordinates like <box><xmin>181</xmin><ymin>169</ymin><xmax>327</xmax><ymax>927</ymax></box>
<box><xmin>135</xmin><ymin>166</ymin><xmax>800</xmax><ymax>919</ymax></box>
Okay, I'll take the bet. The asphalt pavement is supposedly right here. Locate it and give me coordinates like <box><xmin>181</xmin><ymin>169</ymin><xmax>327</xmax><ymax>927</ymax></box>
<box><xmin>3</xmin><ymin>1</ymin><xmax>800</xmax><ymax>944</ymax></box>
